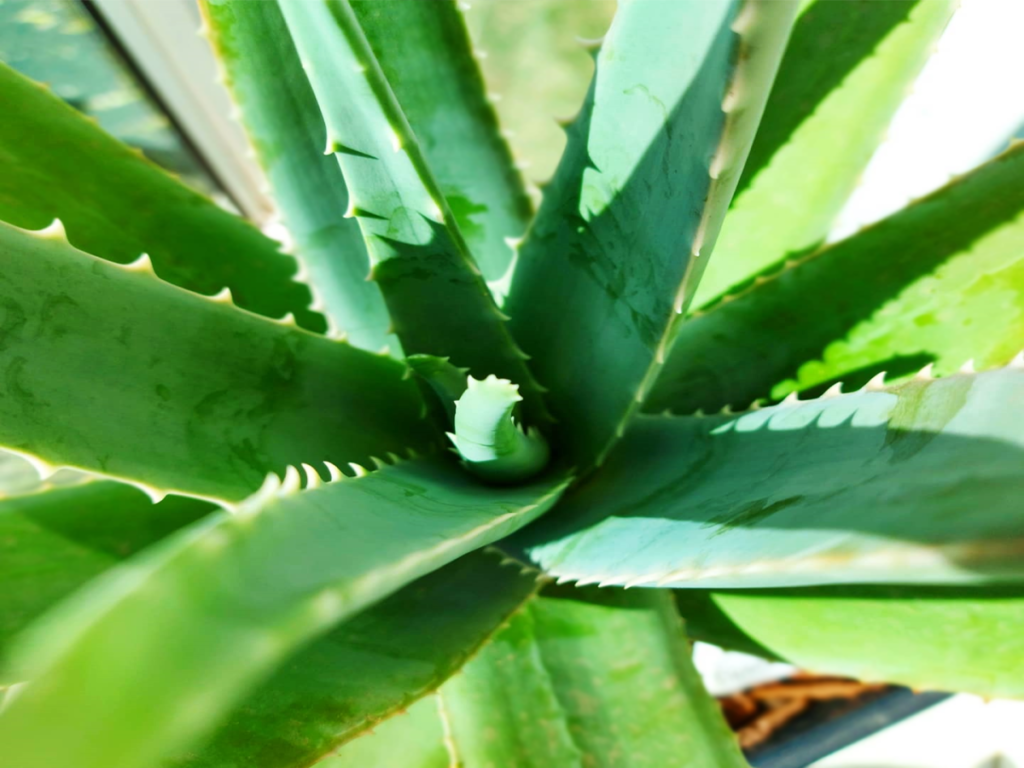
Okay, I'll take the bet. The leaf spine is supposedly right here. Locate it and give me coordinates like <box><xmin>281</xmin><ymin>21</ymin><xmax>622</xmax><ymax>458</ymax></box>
<box><xmin>122</xmin><ymin>253</ymin><xmax>155</xmax><ymax>274</ymax></box>
<box><xmin>280</xmin><ymin>465</ymin><xmax>302</xmax><ymax>495</ymax></box>
<box><xmin>914</xmin><ymin>362</ymin><xmax>935</xmax><ymax>380</ymax></box>
<box><xmin>821</xmin><ymin>382</ymin><xmax>844</xmax><ymax>399</ymax></box>
<box><xmin>301</xmin><ymin>463</ymin><xmax>322</xmax><ymax>489</ymax></box>
<box><xmin>863</xmin><ymin>371</ymin><xmax>887</xmax><ymax>391</ymax></box>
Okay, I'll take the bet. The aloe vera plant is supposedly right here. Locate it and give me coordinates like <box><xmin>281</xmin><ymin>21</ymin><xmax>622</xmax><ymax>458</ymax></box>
<box><xmin>2</xmin><ymin>0</ymin><xmax>1022</xmax><ymax>765</ymax></box>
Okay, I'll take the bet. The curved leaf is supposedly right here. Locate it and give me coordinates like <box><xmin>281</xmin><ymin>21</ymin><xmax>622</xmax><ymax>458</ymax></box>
<box><xmin>0</xmin><ymin>62</ymin><xmax>322</xmax><ymax>331</ymax></box>
<box><xmin>521</xmin><ymin>365</ymin><xmax>1024</xmax><ymax>588</ymax></box>
<box><xmin>351</xmin><ymin>0</ymin><xmax>532</xmax><ymax>284</ymax></box>
<box><xmin>0</xmin><ymin>482</ymin><xmax>212</xmax><ymax>673</ymax></box>
<box><xmin>0</xmin><ymin>218</ymin><xmax>432</xmax><ymax>503</ymax></box>
<box><xmin>0</xmin><ymin>456</ymin><xmax>569</xmax><ymax>768</ymax></box>
<box><xmin>648</xmin><ymin>142</ymin><xmax>1024</xmax><ymax>416</ymax></box>
<box><xmin>175</xmin><ymin>550</ymin><xmax>540</xmax><ymax>768</ymax></box>
<box><xmin>505</xmin><ymin>0</ymin><xmax>797</xmax><ymax>466</ymax></box>
<box><xmin>278</xmin><ymin>0</ymin><xmax>548</xmax><ymax>421</ymax></box>
<box><xmin>692</xmin><ymin>0</ymin><xmax>956</xmax><ymax>307</ymax></box>
<box><xmin>199</xmin><ymin>0</ymin><xmax>393</xmax><ymax>351</ymax></box>
<box><xmin>437</xmin><ymin>588</ymin><xmax>747</xmax><ymax>768</ymax></box>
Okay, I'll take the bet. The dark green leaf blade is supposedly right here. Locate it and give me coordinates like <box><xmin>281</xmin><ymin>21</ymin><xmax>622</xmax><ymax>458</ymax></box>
<box><xmin>351</xmin><ymin>0</ymin><xmax>532</xmax><ymax>285</ymax></box>
<box><xmin>0</xmin><ymin>482</ymin><xmax>213</xmax><ymax>673</ymax></box>
<box><xmin>0</xmin><ymin>218</ymin><xmax>432</xmax><ymax>504</ymax></box>
<box><xmin>200</xmin><ymin>0</ymin><xmax>393</xmax><ymax>351</ymax></box>
<box><xmin>278</xmin><ymin>0</ymin><xmax>548</xmax><ymax>420</ymax></box>
<box><xmin>0</xmin><ymin>62</ymin><xmax>322</xmax><ymax>331</ymax></box>
<box><xmin>505</xmin><ymin>0</ymin><xmax>797</xmax><ymax>466</ymax></box>
<box><xmin>437</xmin><ymin>588</ymin><xmax>747</xmax><ymax>768</ymax></box>
<box><xmin>648</xmin><ymin>142</ymin><xmax>1024</xmax><ymax>416</ymax></box>
<box><xmin>0</xmin><ymin>457</ymin><xmax>569</xmax><ymax>768</ymax></box>
<box><xmin>522</xmin><ymin>366</ymin><xmax>1024</xmax><ymax>588</ymax></box>
<box><xmin>174</xmin><ymin>550</ymin><xmax>540</xmax><ymax>768</ymax></box>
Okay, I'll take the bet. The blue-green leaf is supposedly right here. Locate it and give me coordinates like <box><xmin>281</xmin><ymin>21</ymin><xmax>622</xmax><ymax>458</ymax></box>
<box><xmin>505</xmin><ymin>0</ymin><xmax>797</xmax><ymax>466</ymax></box>
<box><xmin>521</xmin><ymin>365</ymin><xmax>1024</xmax><ymax>588</ymax></box>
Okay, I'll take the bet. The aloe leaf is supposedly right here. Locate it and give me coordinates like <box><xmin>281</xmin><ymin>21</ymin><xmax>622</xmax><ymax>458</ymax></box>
<box><xmin>0</xmin><ymin>218</ymin><xmax>432</xmax><ymax>504</ymax></box>
<box><xmin>504</xmin><ymin>0</ymin><xmax>797</xmax><ymax>467</ymax></box>
<box><xmin>462</xmin><ymin>0</ymin><xmax>616</xmax><ymax>185</ymax></box>
<box><xmin>406</xmin><ymin>354</ymin><xmax>471</xmax><ymax>423</ymax></box>
<box><xmin>450</xmin><ymin>376</ymin><xmax>550</xmax><ymax>484</ymax></box>
<box><xmin>0</xmin><ymin>62</ymin><xmax>322</xmax><ymax>332</ymax></box>
<box><xmin>0</xmin><ymin>457</ymin><xmax>569</xmax><ymax>768</ymax></box>
<box><xmin>0</xmin><ymin>483</ymin><xmax>213</xmax><ymax>673</ymax></box>
<box><xmin>647</xmin><ymin>142</ymin><xmax>1024</xmax><ymax>416</ymax></box>
<box><xmin>350</xmin><ymin>0</ymin><xmax>532</xmax><ymax>285</ymax></box>
<box><xmin>199</xmin><ymin>0</ymin><xmax>393</xmax><ymax>351</ymax></box>
<box><xmin>520</xmin><ymin>365</ymin><xmax>1024</xmax><ymax>588</ymax></box>
<box><xmin>175</xmin><ymin>550</ymin><xmax>540</xmax><ymax>768</ymax></box>
<box><xmin>675</xmin><ymin>584</ymin><xmax>1024</xmax><ymax>700</ymax></box>
<box><xmin>435</xmin><ymin>588</ymin><xmax>746</xmax><ymax>768</ymax></box>
<box><xmin>0</xmin><ymin>472</ymin><xmax>543</xmax><ymax>767</ymax></box>
<box><xmin>278</xmin><ymin>0</ymin><xmax>548</xmax><ymax>420</ymax></box>
<box><xmin>313</xmin><ymin>695</ymin><xmax>450</xmax><ymax>768</ymax></box>
<box><xmin>692</xmin><ymin>0</ymin><xmax>956</xmax><ymax>307</ymax></box>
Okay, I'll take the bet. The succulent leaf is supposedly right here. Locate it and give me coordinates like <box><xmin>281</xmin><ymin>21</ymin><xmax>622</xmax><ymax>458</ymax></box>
<box><xmin>505</xmin><ymin>0</ymin><xmax>798</xmax><ymax>467</ymax></box>
<box><xmin>520</xmin><ymin>365</ymin><xmax>1024</xmax><ymax>588</ymax></box>
<box><xmin>0</xmin><ymin>483</ymin><xmax>213</xmax><ymax>678</ymax></box>
<box><xmin>437</xmin><ymin>588</ymin><xmax>747</xmax><ymax>768</ymax></box>
<box><xmin>692</xmin><ymin>0</ymin><xmax>957</xmax><ymax>307</ymax></box>
<box><xmin>676</xmin><ymin>584</ymin><xmax>1024</xmax><ymax>700</ymax></box>
<box><xmin>406</xmin><ymin>354</ymin><xmax>471</xmax><ymax>423</ymax></box>
<box><xmin>327</xmin><ymin>589</ymin><xmax>746</xmax><ymax>768</ymax></box>
<box><xmin>0</xmin><ymin>456</ymin><xmax>570</xmax><ymax>768</ymax></box>
<box><xmin>450</xmin><ymin>376</ymin><xmax>550</xmax><ymax>484</ymax></box>
<box><xmin>277</xmin><ymin>0</ymin><xmax>550</xmax><ymax>422</ymax></box>
<box><xmin>350</xmin><ymin>0</ymin><xmax>532</xmax><ymax>285</ymax></box>
<box><xmin>0</xmin><ymin>218</ymin><xmax>432</xmax><ymax>504</ymax></box>
<box><xmin>0</xmin><ymin>474</ymin><xmax>544</xmax><ymax>767</ymax></box>
<box><xmin>0</xmin><ymin>62</ymin><xmax>323</xmax><ymax>332</ymax></box>
<box><xmin>175</xmin><ymin>550</ymin><xmax>542</xmax><ymax>768</ymax></box>
<box><xmin>648</xmin><ymin>141</ymin><xmax>1024</xmax><ymax>415</ymax></box>
<box><xmin>199</xmin><ymin>0</ymin><xmax>394</xmax><ymax>351</ymax></box>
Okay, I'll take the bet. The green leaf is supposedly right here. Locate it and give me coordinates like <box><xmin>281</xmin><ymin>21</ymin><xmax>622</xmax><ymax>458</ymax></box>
<box><xmin>462</xmin><ymin>0</ymin><xmax>616</xmax><ymax>187</ymax></box>
<box><xmin>450</xmin><ymin>376</ymin><xmax>550</xmax><ymax>484</ymax></box>
<box><xmin>313</xmin><ymin>695</ymin><xmax>449</xmax><ymax>768</ymax></box>
<box><xmin>647</xmin><ymin>142</ymin><xmax>1024</xmax><ymax>416</ymax></box>
<box><xmin>351</xmin><ymin>0</ymin><xmax>532</xmax><ymax>285</ymax></box>
<box><xmin>0</xmin><ymin>482</ymin><xmax>213</xmax><ymax>673</ymax></box>
<box><xmin>0</xmin><ymin>62</ymin><xmax>323</xmax><ymax>332</ymax></box>
<box><xmin>0</xmin><ymin>471</ymin><xmax>544</xmax><ymax>768</ymax></box>
<box><xmin>0</xmin><ymin>218</ymin><xmax>433</xmax><ymax>504</ymax></box>
<box><xmin>175</xmin><ymin>550</ymin><xmax>541</xmax><ymax>768</ymax></box>
<box><xmin>278</xmin><ymin>0</ymin><xmax>548</xmax><ymax>422</ymax></box>
<box><xmin>199</xmin><ymin>0</ymin><xmax>393</xmax><ymax>352</ymax></box>
<box><xmin>520</xmin><ymin>365</ymin><xmax>1024</xmax><ymax>588</ymax></box>
<box><xmin>0</xmin><ymin>456</ymin><xmax>569</xmax><ymax>768</ymax></box>
<box><xmin>435</xmin><ymin>588</ymin><xmax>746</xmax><ymax>768</ymax></box>
<box><xmin>406</xmin><ymin>354</ymin><xmax>471</xmax><ymax>423</ymax></box>
<box><xmin>691</xmin><ymin>0</ymin><xmax>956</xmax><ymax>308</ymax></box>
<box><xmin>505</xmin><ymin>0</ymin><xmax>797</xmax><ymax>467</ymax></box>
<box><xmin>675</xmin><ymin>584</ymin><xmax>1024</xmax><ymax>699</ymax></box>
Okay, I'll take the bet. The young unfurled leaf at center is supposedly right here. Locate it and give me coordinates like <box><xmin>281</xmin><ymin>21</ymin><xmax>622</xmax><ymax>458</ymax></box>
<box><xmin>449</xmin><ymin>375</ymin><xmax>550</xmax><ymax>484</ymax></box>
